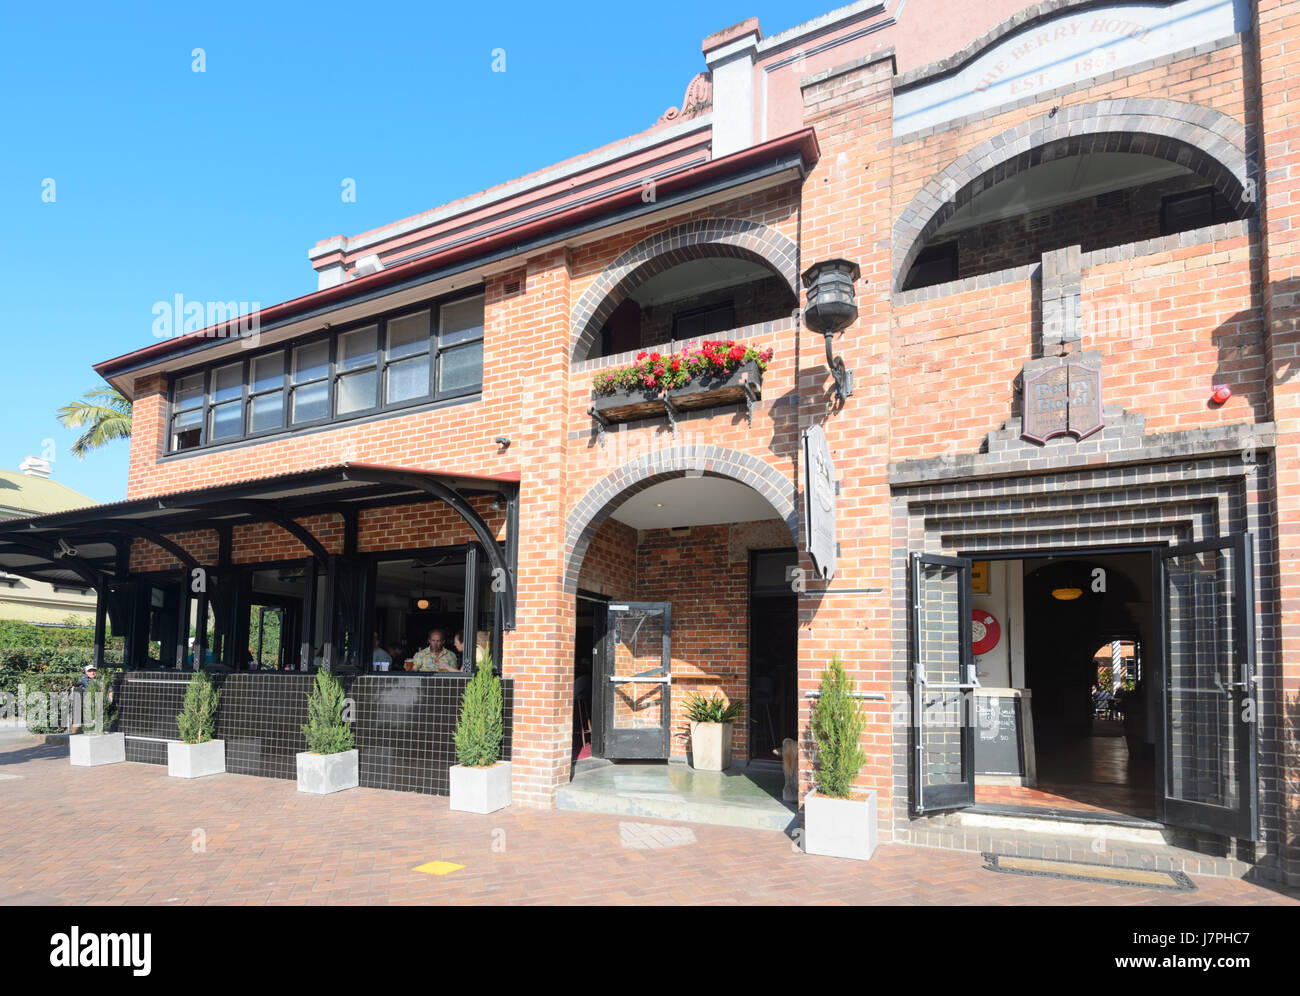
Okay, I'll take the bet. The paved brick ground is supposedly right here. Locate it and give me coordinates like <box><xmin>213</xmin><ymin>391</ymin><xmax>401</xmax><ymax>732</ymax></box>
<box><xmin>1</xmin><ymin>737</ymin><xmax>1296</xmax><ymax>906</ymax></box>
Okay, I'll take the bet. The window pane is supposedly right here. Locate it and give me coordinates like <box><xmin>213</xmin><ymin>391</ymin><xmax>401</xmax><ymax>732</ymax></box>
<box><xmin>211</xmin><ymin>363</ymin><xmax>243</xmax><ymax>404</ymax></box>
<box><xmin>209</xmin><ymin>400</ymin><xmax>243</xmax><ymax>441</ymax></box>
<box><xmin>250</xmin><ymin>391</ymin><xmax>284</xmax><ymax>432</ymax></box>
<box><xmin>292</xmin><ymin>381</ymin><xmax>328</xmax><ymax>423</ymax></box>
<box><xmin>438</xmin><ymin>341</ymin><xmax>483</xmax><ymax>393</ymax></box>
<box><xmin>293</xmin><ymin>341</ymin><xmax>329</xmax><ymax>383</ymax></box>
<box><xmin>336</xmin><ymin>369</ymin><xmax>377</xmax><ymax>415</ymax></box>
<box><xmin>338</xmin><ymin>326</ymin><xmax>377</xmax><ymax>371</ymax></box>
<box><xmin>172</xmin><ymin>408</ymin><xmax>202</xmax><ymax>450</ymax></box>
<box><xmin>387</xmin><ymin>311</ymin><xmax>430</xmax><ymax>359</ymax></box>
<box><xmin>440</xmin><ymin>297</ymin><xmax>483</xmax><ymax>346</ymax></box>
<box><xmin>175</xmin><ymin>373</ymin><xmax>204</xmax><ymax>410</ymax></box>
<box><xmin>386</xmin><ymin>355</ymin><xmax>430</xmax><ymax>404</ymax></box>
<box><xmin>251</xmin><ymin>353</ymin><xmax>284</xmax><ymax>394</ymax></box>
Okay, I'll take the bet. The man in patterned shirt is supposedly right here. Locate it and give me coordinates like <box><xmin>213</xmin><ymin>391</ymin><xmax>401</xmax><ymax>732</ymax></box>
<box><xmin>413</xmin><ymin>628</ymin><xmax>459</xmax><ymax>672</ymax></box>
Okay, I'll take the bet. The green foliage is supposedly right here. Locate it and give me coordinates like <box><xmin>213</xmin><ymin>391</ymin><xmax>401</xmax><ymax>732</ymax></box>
<box><xmin>592</xmin><ymin>341</ymin><xmax>775</xmax><ymax>395</ymax></box>
<box><xmin>810</xmin><ymin>653</ymin><xmax>866</xmax><ymax>799</ymax></box>
<box><xmin>82</xmin><ymin>668</ymin><xmax>118</xmax><ymax>735</ymax></box>
<box><xmin>56</xmin><ymin>386</ymin><xmax>133</xmax><ymax>458</ymax></box>
<box><xmin>301</xmin><ymin>669</ymin><xmax>354</xmax><ymax>755</ymax></box>
<box><xmin>3</xmin><ymin>666</ymin><xmax>82</xmax><ymax>733</ymax></box>
<box><xmin>176</xmin><ymin>671</ymin><xmax>220</xmax><ymax>744</ymax></box>
<box><xmin>454</xmin><ymin>653</ymin><xmax>502</xmax><ymax>768</ymax></box>
<box><xmin>683</xmin><ymin>692</ymin><xmax>743</xmax><ymax>724</ymax></box>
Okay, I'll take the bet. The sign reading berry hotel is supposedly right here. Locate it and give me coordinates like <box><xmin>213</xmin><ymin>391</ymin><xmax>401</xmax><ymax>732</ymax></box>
<box><xmin>1020</xmin><ymin>352</ymin><xmax>1103</xmax><ymax>444</ymax></box>
<box><xmin>803</xmin><ymin>424</ymin><xmax>836</xmax><ymax>580</ymax></box>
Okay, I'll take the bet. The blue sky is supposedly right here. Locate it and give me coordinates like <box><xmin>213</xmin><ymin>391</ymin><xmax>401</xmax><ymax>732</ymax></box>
<box><xmin>0</xmin><ymin>0</ymin><xmax>831</xmax><ymax>504</ymax></box>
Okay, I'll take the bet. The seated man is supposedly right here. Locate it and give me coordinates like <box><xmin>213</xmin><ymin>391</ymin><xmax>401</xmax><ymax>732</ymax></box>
<box><xmin>413</xmin><ymin>628</ymin><xmax>459</xmax><ymax>672</ymax></box>
<box><xmin>371</xmin><ymin>632</ymin><xmax>392</xmax><ymax>672</ymax></box>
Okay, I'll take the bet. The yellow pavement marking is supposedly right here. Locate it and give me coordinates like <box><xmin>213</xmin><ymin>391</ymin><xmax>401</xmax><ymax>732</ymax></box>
<box><xmin>414</xmin><ymin>860</ymin><xmax>464</xmax><ymax>876</ymax></box>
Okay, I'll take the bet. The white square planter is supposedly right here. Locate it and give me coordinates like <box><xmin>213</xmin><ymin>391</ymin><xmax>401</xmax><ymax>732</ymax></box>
<box><xmin>168</xmin><ymin>739</ymin><xmax>226</xmax><ymax>778</ymax></box>
<box><xmin>804</xmin><ymin>789</ymin><xmax>878</xmax><ymax>861</ymax></box>
<box><xmin>449</xmin><ymin>761</ymin><xmax>511</xmax><ymax>814</ymax></box>
<box><xmin>689</xmin><ymin>721</ymin><xmax>734</xmax><ymax>771</ymax></box>
<box><xmin>69</xmin><ymin>732</ymin><xmax>125</xmax><ymax>767</ymax></box>
<box><xmin>295</xmin><ymin>749</ymin><xmax>358</xmax><ymax>794</ymax></box>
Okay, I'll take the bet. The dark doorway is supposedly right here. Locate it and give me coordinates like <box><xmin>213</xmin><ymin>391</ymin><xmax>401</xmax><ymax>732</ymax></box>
<box><xmin>1020</xmin><ymin>552</ymin><xmax>1156</xmax><ymax>818</ymax></box>
<box><xmin>573</xmin><ymin>591</ymin><xmax>606</xmax><ymax>760</ymax></box>
<box><xmin>748</xmin><ymin>549</ymin><xmax>798</xmax><ymax>765</ymax></box>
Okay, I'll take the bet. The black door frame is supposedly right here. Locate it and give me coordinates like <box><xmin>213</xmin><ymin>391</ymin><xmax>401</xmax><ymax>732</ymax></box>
<box><xmin>598</xmin><ymin>600</ymin><xmax>672</xmax><ymax>760</ymax></box>
<box><xmin>747</xmin><ymin>547</ymin><xmax>798</xmax><ymax>766</ymax></box>
<box><xmin>911</xmin><ymin>552</ymin><xmax>976</xmax><ymax>814</ymax></box>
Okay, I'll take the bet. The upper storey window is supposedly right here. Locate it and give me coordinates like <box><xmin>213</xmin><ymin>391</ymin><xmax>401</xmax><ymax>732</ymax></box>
<box><xmin>168</xmin><ymin>290</ymin><xmax>484</xmax><ymax>453</ymax></box>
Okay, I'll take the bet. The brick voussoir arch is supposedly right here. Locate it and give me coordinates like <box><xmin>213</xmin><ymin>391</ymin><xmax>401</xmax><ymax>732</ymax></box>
<box><xmin>891</xmin><ymin>98</ymin><xmax>1256</xmax><ymax>293</ymax></box>
<box><xmin>563</xmin><ymin>446</ymin><xmax>798</xmax><ymax>594</ymax></box>
<box><xmin>570</xmin><ymin>217</ymin><xmax>799</xmax><ymax>361</ymax></box>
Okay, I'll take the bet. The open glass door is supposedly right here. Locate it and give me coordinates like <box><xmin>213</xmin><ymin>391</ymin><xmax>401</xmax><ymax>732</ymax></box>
<box><xmin>1157</xmin><ymin>535</ymin><xmax>1257</xmax><ymax>839</ymax></box>
<box><xmin>600</xmin><ymin>602</ymin><xmax>671</xmax><ymax>759</ymax></box>
<box><xmin>911</xmin><ymin>553</ymin><xmax>976</xmax><ymax>814</ymax></box>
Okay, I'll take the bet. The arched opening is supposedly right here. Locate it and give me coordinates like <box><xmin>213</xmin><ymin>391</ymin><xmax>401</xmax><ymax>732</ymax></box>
<box><xmin>901</xmin><ymin>149</ymin><xmax>1248</xmax><ymax>291</ymax></box>
<box><xmin>561</xmin><ymin>467</ymin><xmax>800</xmax><ymax>831</ymax></box>
<box><xmin>570</xmin><ymin>218</ymin><xmax>801</xmax><ymax>362</ymax></box>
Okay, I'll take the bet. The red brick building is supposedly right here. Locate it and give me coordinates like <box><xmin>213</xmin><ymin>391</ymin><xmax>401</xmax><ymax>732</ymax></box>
<box><xmin>3</xmin><ymin>0</ymin><xmax>1297</xmax><ymax>884</ymax></box>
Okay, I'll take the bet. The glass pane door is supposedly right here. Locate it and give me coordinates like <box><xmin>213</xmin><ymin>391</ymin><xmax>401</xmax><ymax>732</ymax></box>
<box><xmin>600</xmin><ymin>602</ymin><xmax>671</xmax><ymax>759</ymax></box>
<box><xmin>912</xmin><ymin>554</ymin><xmax>976</xmax><ymax>813</ymax></box>
<box><xmin>1158</xmin><ymin>535</ymin><xmax>1257</xmax><ymax>839</ymax></box>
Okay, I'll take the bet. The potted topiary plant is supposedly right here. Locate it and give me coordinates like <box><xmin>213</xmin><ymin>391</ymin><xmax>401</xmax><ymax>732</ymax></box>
<box><xmin>296</xmin><ymin>668</ymin><xmax>357</xmax><ymax>794</ymax></box>
<box><xmin>684</xmin><ymin>692</ymin><xmax>743</xmax><ymax>771</ymax></box>
<box><xmin>168</xmin><ymin>671</ymin><xmax>225</xmax><ymax>778</ymax></box>
<box><xmin>69</xmin><ymin>666</ymin><xmax>124</xmax><ymax>766</ymax></box>
<box><xmin>804</xmin><ymin>653</ymin><xmax>877</xmax><ymax>860</ymax></box>
<box><xmin>449</xmin><ymin>653</ymin><xmax>510</xmax><ymax>813</ymax></box>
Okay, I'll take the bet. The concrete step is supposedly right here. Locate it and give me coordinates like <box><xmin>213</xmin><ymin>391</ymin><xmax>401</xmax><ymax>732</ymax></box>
<box><xmin>557</xmin><ymin>761</ymin><xmax>797</xmax><ymax>833</ymax></box>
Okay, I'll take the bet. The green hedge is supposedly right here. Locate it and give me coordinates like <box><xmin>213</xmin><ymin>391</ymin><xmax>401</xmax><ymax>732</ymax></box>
<box><xmin>0</xmin><ymin>622</ymin><xmax>123</xmax><ymax>732</ymax></box>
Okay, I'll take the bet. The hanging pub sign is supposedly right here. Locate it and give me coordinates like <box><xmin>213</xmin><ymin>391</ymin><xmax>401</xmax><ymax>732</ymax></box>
<box><xmin>803</xmin><ymin>423</ymin><xmax>837</xmax><ymax>580</ymax></box>
<box><xmin>1019</xmin><ymin>350</ymin><xmax>1103</xmax><ymax>444</ymax></box>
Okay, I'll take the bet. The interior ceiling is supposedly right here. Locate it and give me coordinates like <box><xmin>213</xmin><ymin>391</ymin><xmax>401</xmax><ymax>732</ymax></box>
<box><xmin>610</xmin><ymin>476</ymin><xmax>780</xmax><ymax>529</ymax></box>
<box><xmin>375</xmin><ymin>558</ymin><xmax>466</xmax><ymax>595</ymax></box>
<box><xmin>626</xmin><ymin>257</ymin><xmax>774</xmax><ymax>308</ymax></box>
<box><xmin>937</xmin><ymin>153</ymin><xmax>1193</xmax><ymax>236</ymax></box>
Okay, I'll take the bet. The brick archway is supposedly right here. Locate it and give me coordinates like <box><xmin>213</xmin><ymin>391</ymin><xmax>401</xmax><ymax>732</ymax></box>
<box><xmin>570</xmin><ymin>218</ymin><xmax>799</xmax><ymax>361</ymax></box>
<box><xmin>892</xmin><ymin>98</ymin><xmax>1255</xmax><ymax>292</ymax></box>
<box><xmin>563</xmin><ymin>445</ymin><xmax>798</xmax><ymax>594</ymax></box>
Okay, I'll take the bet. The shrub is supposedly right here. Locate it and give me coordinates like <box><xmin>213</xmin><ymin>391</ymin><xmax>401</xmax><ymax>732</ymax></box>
<box><xmin>683</xmin><ymin>692</ymin><xmax>743</xmax><ymax>724</ymax></box>
<box><xmin>454</xmin><ymin>653</ymin><xmax>502</xmax><ymax>768</ymax></box>
<box><xmin>81</xmin><ymin>667</ymin><xmax>118</xmax><ymax>735</ymax></box>
<box><xmin>810</xmin><ymin>653</ymin><xmax>866</xmax><ymax>799</ymax></box>
<box><xmin>176</xmin><ymin>671</ymin><xmax>220</xmax><ymax>744</ymax></box>
<box><xmin>301</xmin><ymin>668</ymin><xmax>354</xmax><ymax>755</ymax></box>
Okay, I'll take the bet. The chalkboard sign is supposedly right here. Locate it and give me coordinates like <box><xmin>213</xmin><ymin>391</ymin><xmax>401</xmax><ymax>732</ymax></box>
<box><xmin>974</xmin><ymin>695</ymin><xmax>1025</xmax><ymax>777</ymax></box>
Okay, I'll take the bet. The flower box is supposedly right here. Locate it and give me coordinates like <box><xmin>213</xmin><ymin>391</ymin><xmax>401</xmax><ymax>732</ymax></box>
<box><xmin>591</xmin><ymin>360</ymin><xmax>764</xmax><ymax>424</ymax></box>
<box><xmin>449</xmin><ymin>760</ymin><xmax>512</xmax><ymax>814</ymax></box>
<box><xmin>295</xmin><ymin>749</ymin><xmax>359</xmax><ymax>794</ymax></box>
<box><xmin>689</xmin><ymin>720</ymin><xmax>734</xmax><ymax>771</ymax></box>
<box><xmin>804</xmin><ymin>789</ymin><xmax>878</xmax><ymax>861</ymax></box>
<box><xmin>168</xmin><ymin>739</ymin><xmax>226</xmax><ymax>778</ymax></box>
<box><xmin>69</xmin><ymin>732</ymin><xmax>125</xmax><ymax>767</ymax></box>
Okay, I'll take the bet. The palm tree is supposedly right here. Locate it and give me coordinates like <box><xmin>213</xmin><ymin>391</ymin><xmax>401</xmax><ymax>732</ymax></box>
<box><xmin>56</xmin><ymin>387</ymin><xmax>132</xmax><ymax>458</ymax></box>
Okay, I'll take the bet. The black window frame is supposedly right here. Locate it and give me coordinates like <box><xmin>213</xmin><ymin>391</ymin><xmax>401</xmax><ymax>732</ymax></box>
<box><xmin>1159</xmin><ymin>187</ymin><xmax>1237</xmax><ymax>236</ymax></box>
<box><xmin>164</xmin><ymin>288</ymin><xmax>485</xmax><ymax>454</ymax></box>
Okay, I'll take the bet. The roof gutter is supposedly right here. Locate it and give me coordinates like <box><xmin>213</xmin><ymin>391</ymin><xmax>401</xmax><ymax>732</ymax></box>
<box><xmin>94</xmin><ymin>129</ymin><xmax>820</xmax><ymax>384</ymax></box>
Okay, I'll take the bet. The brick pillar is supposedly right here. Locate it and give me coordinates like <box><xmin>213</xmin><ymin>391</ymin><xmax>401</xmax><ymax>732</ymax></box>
<box><xmin>1253</xmin><ymin>0</ymin><xmax>1300</xmax><ymax>884</ymax></box>
<box><xmin>1040</xmin><ymin>244</ymin><xmax>1082</xmax><ymax>355</ymax></box>
<box><xmin>798</xmin><ymin>50</ymin><xmax>897</xmax><ymax>831</ymax></box>
<box><xmin>125</xmin><ymin>374</ymin><xmax>166</xmax><ymax>500</ymax></box>
<box><xmin>498</xmin><ymin>249</ymin><xmax>575</xmax><ymax>809</ymax></box>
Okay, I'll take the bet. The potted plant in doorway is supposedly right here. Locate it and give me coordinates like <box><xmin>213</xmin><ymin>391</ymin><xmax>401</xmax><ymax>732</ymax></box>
<box><xmin>804</xmin><ymin>653</ymin><xmax>877</xmax><ymax>860</ymax></box>
<box><xmin>68</xmin><ymin>666</ymin><xmax>124</xmax><ymax>767</ymax></box>
<box><xmin>684</xmin><ymin>693</ymin><xmax>743</xmax><ymax>771</ymax></box>
<box><xmin>296</xmin><ymin>668</ymin><xmax>358</xmax><ymax>794</ymax></box>
<box><xmin>449</xmin><ymin>653</ymin><xmax>511</xmax><ymax>814</ymax></box>
<box><xmin>168</xmin><ymin>671</ymin><xmax>225</xmax><ymax>778</ymax></box>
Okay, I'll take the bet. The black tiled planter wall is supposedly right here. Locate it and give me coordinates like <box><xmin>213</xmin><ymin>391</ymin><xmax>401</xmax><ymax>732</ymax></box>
<box><xmin>114</xmin><ymin>671</ymin><xmax>513</xmax><ymax>795</ymax></box>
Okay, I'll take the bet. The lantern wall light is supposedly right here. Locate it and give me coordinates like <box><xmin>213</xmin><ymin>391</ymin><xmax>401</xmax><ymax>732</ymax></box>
<box><xmin>801</xmin><ymin>258</ymin><xmax>861</xmax><ymax>402</ymax></box>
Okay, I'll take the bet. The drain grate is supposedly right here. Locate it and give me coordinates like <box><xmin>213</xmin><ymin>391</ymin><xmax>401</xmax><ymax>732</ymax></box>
<box><xmin>982</xmin><ymin>852</ymin><xmax>1196</xmax><ymax>891</ymax></box>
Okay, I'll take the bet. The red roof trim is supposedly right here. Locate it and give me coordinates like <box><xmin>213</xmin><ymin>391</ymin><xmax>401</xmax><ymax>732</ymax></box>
<box><xmin>93</xmin><ymin>130</ymin><xmax>819</xmax><ymax>379</ymax></box>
